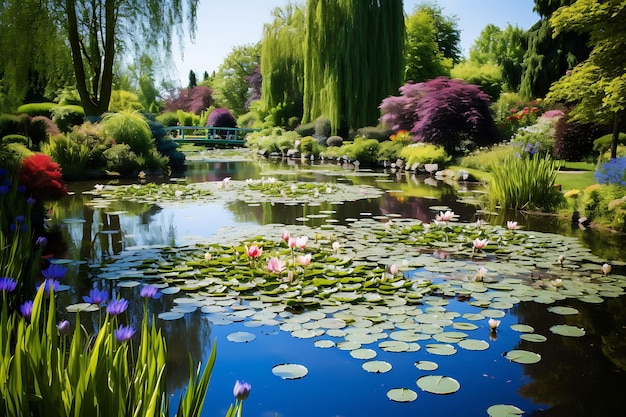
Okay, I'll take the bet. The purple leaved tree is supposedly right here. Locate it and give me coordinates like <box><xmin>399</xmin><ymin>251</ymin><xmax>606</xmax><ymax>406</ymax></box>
<box><xmin>380</xmin><ymin>77</ymin><xmax>500</xmax><ymax>154</ymax></box>
<box><xmin>164</xmin><ymin>86</ymin><xmax>214</xmax><ymax>115</ymax></box>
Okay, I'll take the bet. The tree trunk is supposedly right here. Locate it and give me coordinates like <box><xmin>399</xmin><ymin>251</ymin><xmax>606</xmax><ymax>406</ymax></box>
<box><xmin>610</xmin><ymin>112</ymin><xmax>622</xmax><ymax>159</ymax></box>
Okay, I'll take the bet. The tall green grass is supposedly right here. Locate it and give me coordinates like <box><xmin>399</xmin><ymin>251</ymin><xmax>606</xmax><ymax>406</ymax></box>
<box><xmin>488</xmin><ymin>154</ymin><xmax>563</xmax><ymax>211</ymax></box>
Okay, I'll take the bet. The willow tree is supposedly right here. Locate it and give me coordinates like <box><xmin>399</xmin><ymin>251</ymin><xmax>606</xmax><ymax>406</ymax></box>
<box><xmin>1</xmin><ymin>0</ymin><xmax>199</xmax><ymax>117</ymax></box>
<box><xmin>260</xmin><ymin>3</ymin><xmax>306</xmax><ymax>127</ymax></box>
<box><xmin>303</xmin><ymin>0</ymin><xmax>404</xmax><ymax>134</ymax></box>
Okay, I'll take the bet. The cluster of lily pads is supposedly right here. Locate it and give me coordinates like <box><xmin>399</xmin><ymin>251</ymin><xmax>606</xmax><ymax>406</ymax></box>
<box><xmin>70</xmin><ymin>178</ymin><xmax>626</xmax><ymax>415</ymax></box>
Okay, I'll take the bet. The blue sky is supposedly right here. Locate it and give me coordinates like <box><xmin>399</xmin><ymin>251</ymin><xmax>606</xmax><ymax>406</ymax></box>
<box><xmin>173</xmin><ymin>0</ymin><xmax>539</xmax><ymax>86</ymax></box>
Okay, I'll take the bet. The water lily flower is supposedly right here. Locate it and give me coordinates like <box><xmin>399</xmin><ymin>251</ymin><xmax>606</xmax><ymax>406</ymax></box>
<box><xmin>42</xmin><ymin>264</ymin><xmax>68</xmax><ymax>280</ymax></box>
<box><xmin>94</xmin><ymin>184</ymin><xmax>104</xmax><ymax>191</ymax></box>
<box><xmin>475</xmin><ymin>267</ymin><xmax>488</xmax><ymax>282</ymax></box>
<box><xmin>389</xmin><ymin>264</ymin><xmax>399</xmax><ymax>275</ymax></box>
<box><xmin>174</xmin><ymin>190</ymin><xmax>183</xmax><ymax>198</ymax></box>
<box><xmin>558</xmin><ymin>255</ymin><xmax>565</xmax><ymax>267</ymax></box>
<box><xmin>435</xmin><ymin>210</ymin><xmax>455</xmax><ymax>222</ymax></box>
<box><xmin>57</xmin><ymin>320</ymin><xmax>71</xmax><ymax>335</ymax></box>
<box><xmin>20</xmin><ymin>301</ymin><xmax>34</xmax><ymax>320</ymax></box>
<box><xmin>245</xmin><ymin>244</ymin><xmax>263</xmax><ymax>259</ymax></box>
<box><xmin>38</xmin><ymin>279</ymin><xmax>60</xmax><ymax>294</ymax></box>
<box><xmin>83</xmin><ymin>288</ymin><xmax>108</xmax><ymax>305</ymax></box>
<box><xmin>114</xmin><ymin>325</ymin><xmax>136</xmax><ymax>343</ymax></box>
<box><xmin>385</xmin><ymin>220</ymin><xmax>393</xmax><ymax>230</ymax></box>
<box><xmin>506</xmin><ymin>221</ymin><xmax>518</xmax><ymax>230</ymax></box>
<box><xmin>473</xmin><ymin>238</ymin><xmax>488</xmax><ymax>251</ymax></box>
<box><xmin>332</xmin><ymin>241</ymin><xmax>341</xmax><ymax>253</ymax></box>
<box><xmin>222</xmin><ymin>177</ymin><xmax>231</xmax><ymax>188</ymax></box>
<box><xmin>290</xmin><ymin>184</ymin><xmax>297</xmax><ymax>193</ymax></box>
<box><xmin>295</xmin><ymin>236</ymin><xmax>308</xmax><ymax>249</ymax></box>
<box><xmin>233</xmin><ymin>380</ymin><xmax>251</xmax><ymax>401</ymax></box>
<box><xmin>267</xmin><ymin>257</ymin><xmax>286</xmax><ymax>274</ymax></box>
<box><xmin>488</xmin><ymin>318</ymin><xmax>500</xmax><ymax>331</ymax></box>
<box><xmin>0</xmin><ymin>277</ymin><xmax>17</xmax><ymax>293</ymax></box>
<box><xmin>287</xmin><ymin>237</ymin><xmax>297</xmax><ymax>249</ymax></box>
<box><xmin>138</xmin><ymin>171</ymin><xmax>146</xmax><ymax>179</ymax></box>
<box><xmin>281</xmin><ymin>230</ymin><xmax>290</xmax><ymax>241</ymax></box>
<box><xmin>553</xmin><ymin>278</ymin><xmax>563</xmax><ymax>288</ymax></box>
<box><xmin>106</xmin><ymin>298</ymin><xmax>128</xmax><ymax>316</ymax></box>
<box><xmin>140</xmin><ymin>285</ymin><xmax>162</xmax><ymax>299</ymax></box>
<box><xmin>297</xmin><ymin>254</ymin><xmax>312</xmax><ymax>267</ymax></box>
<box><xmin>602</xmin><ymin>263</ymin><xmax>611</xmax><ymax>275</ymax></box>
<box><xmin>326</xmin><ymin>187</ymin><xmax>333</xmax><ymax>194</ymax></box>
<box><xmin>204</xmin><ymin>252</ymin><xmax>212</xmax><ymax>262</ymax></box>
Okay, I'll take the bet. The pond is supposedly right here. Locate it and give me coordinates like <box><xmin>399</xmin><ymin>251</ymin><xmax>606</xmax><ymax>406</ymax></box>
<box><xmin>49</xmin><ymin>155</ymin><xmax>626</xmax><ymax>417</ymax></box>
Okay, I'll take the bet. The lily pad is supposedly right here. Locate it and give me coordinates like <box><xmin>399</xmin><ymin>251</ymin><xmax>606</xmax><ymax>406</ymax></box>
<box><xmin>549</xmin><ymin>324</ymin><xmax>586</xmax><ymax>337</ymax></box>
<box><xmin>362</xmin><ymin>360</ymin><xmax>392</xmax><ymax>373</ymax></box>
<box><xmin>157</xmin><ymin>311</ymin><xmax>185</xmax><ymax>321</ymax></box>
<box><xmin>350</xmin><ymin>348</ymin><xmax>377</xmax><ymax>360</ymax></box>
<box><xmin>505</xmin><ymin>349</ymin><xmax>541</xmax><ymax>364</ymax></box>
<box><xmin>458</xmin><ymin>339</ymin><xmax>490</xmax><ymax>351</ymax></box>
<box><xmin>272</xmin><ymin>363</ymin><xmax>308</xmax><ymax>380</ymax></box>
<box><xmin>387</xmin><ymin>388</ymin><xmax>417</xmax><ymax>403</ymax></box>
<box><xmin>487</xmin><ymin>404</ymin><xmax>525</xmax><ymax>417</ymax></box>
<box><xmin>520</xmin><ymin>333</ymin><xmax>547</xmax><ymax>343</ymax></box>
<box><xmin>227</xmin><ymin>331</ymin><xmax>256</xmax><ymax>343</ymax></box>
<box><xmin>547</xmin><ymin>306</ymin><xmax>579</xmax><ymax>315</ymax></box>
<box><xmin>415</xmin><ymin>361</ymin><xmax>439</xmax><ymax>371</ymax></box>
<box><xmin>416</xmin><ymin>375</ymin><xmax>460</xmax><ymax>395</ymax></box>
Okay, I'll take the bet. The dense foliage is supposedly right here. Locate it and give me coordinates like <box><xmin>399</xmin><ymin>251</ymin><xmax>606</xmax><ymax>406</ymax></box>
<box><xmin>380</xmin><ymin>77</ymin><xmax>499</xmax><ymax>154</ymax></box>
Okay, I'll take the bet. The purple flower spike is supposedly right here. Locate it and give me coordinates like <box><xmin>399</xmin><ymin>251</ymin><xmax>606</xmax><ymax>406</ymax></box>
<box><xmin>42</xmin><ymin>264</ymin><xmax>68</xmax><ymax>280</ymax></box>
<box><xmin>0</xmin><ymin>277</ymin><xmax>17</xmax><ymax>293</ymax></box>
<box><xmin>233</xmin><ymin>380</ymin><xmax>251</xmax><ymax>401</ymax></box>
<box><xmin>140</xmin><ymin>285</ymin><xmax>162</xmax><ymax>299</ymax></box>
<box><xmin>36</xmin><ymin>236</ymin><xmax>48</xmax><ymax>247</ymax></box>
<box><xmin>20</xmin><ymin>301</ymin><xmax>34</xmax><ymax>320</ymax></box>
<box><xmin>27</xmin><ymin>196</ymin><xmax>36</xmax><ymax>205</ymax></box>
<box><xmin>83</xmin><ymin>288</ymin><xmax>108</xmax><ymax>305</ymax></box>
<box><xmin>106</xmin><ymin>298</ymin><xmax>128</xmax><ymax>316</ymax></box>
<box><xmin>114</xmin><ymin>325</ymin><xmax>136</xmax><ymax>343</ymax></box>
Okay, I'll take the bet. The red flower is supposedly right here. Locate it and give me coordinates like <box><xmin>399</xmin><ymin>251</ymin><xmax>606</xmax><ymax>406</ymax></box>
<box><xmin>19</xmin><ymin>154</ymin><xmax>67</xmax><ymax>201</ymax></box>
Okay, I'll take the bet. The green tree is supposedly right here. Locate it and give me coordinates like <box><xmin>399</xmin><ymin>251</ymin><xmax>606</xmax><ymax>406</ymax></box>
<box><xmin>212</xmin><ymin>43</ymin><xmax>261</xmax><ymax>117</ymax></box>
<box><xmin>1</xmin><ymin>0</ymin><xmax>199</xmax><ymax>118</ymax></box>
<box><xmin>189</xmin><ymin>70</ymin><xmax>197</xmax><ymax>89</ymax></box>
<box><xmin>260</xmin><ymin>3</ymin><xmax>306</xmax><ymax>127</ymax></box>
<box><xmin>519</xmin><ymin>0</ymin><xmax>589</xmax><ymax>99</ymax></box>
<box><xmin>546</xmin><ymin>0</ymin><xmax>626</xmax><ymax>159</ymax></box>
<box><xmin>0</xmin><ymin>1</ymin><xmax>74</xmax><ymax>112</ymax></box>
<box><xmin>303</xmin><ymin>0</ymin><xmax>404</xmax><ymax>134</ymax></box>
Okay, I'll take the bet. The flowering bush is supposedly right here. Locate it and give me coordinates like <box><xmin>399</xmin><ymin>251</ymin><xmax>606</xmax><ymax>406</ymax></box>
<box><xmin>19</xmin><ymin>153</ymin><xmax>67</xmax><ymax>201</ymax></box>
<box><xmin>595</xmin><ymin>157</ymin><xmax>626</xmax><ymax>186</ymax></box>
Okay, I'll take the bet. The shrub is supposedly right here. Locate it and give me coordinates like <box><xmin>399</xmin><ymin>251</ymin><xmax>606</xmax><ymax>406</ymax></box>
<box><xmin>2</xmin><ymin>134</ymin><xmax>29</xmax><ymax>146</ymax></box>
<box><xmin>0</xmin><ymin>142</ymin><xmax>33</xmax><ymax>170</ymax></box>
<box><xmin>207</xmin><ymin>108</ymin><xmax>237</xmax><ymax>128</ymax></box>
<box><xmin>103</xmin><ymin>144</ymin><xmax>141</xmax><ymax>175</ymax></box>
<box><xmin>176</xmin><ymin>109</ymin><xmax>197</xmax><ymax>126</ymax></box>
<box><xmin>0</xmin><ymin>114</ymin><xmax>22</xmax><ymax>138</ymax></box>
<box><xmin>101</xmin><ymin>110</ymin><xmax>154</xmax><ymax>156</ymax></box>
<box><xmin>51</xmin><ymin>105</ymin><xmax>85</xmax><ymax>133</ymax></box>
<box><xmin>457</xmin><ymin>143</ymin><xmax>517</xmax><ymax>172</ymax></box>
<box><xmin>295</xmin><ymin>122</ymin><xmax>315</xmax><ymax>137</ymax></box>
<box><xmin>488</xmin><ymin>153</ymin><xmax>563</xmax><ymax>211</ymax></box>
<box><xmin>163</xmin><ymin>85</ymin><xmax>214</xmax><ymax>114</ymax></box>
<box><xmin>41</xmin><ymin>134</ymin><xmax>92</xmax><ymax>179</ymax></box>
<box><xmin>16</xmin><ymin>102</ymin><xmax>58</xmax><ymax>117</ymax></box>
<box><xmin>28</xmin><ymin>116</ymin><xmax>59</xmax><ymax>149</ymax></box>
<box><xmin>342</xmin><ymin>138</ymin><xmax>380</xmax><ymax>164</ymax></box>
<box><xmin>314</xmin><ymin>116</ymin><xmax>331</xmax><ymax>139</ymax></box>
<box><xmin>553</xmin><ymin>111</ymin><xmax>603</xmax><ymax>162</ymax></box>
<box><xmin>593</xmin><ymin>132</ymin><xmax>626</xmax><ymax>154</ymax></box>
<box><xmin>155</xmin><ymin>112</ymin><xmax>180</xmax><ymax>127</ymax></box>
<box><xmin>355</xmin><ymin>126</ymin><xmax>392</xmax><ymax>142</ymax></box>
<box><xmin>595</xmin><ymin>157</ymin><xmax>626</xmax><ymax>186</ymax></box>
<box><xmin>377</xmin><ymin>140</ymin><xmax>404</xmax><ymax>162</ymax></box>
<box><xmin>399</xmin><ymin>143</ymin><xmax>450</xmax><ymax>167</ymax></box>
<box><xmin>326</xmin><ymin>135</ymin><xmax>343</xmax><ymax>147</ymax></box>
<box><xmin>511</xmin><ymin>117</ymin><xmax>558</xmax><ymax>157</ymax></box>
<box><xmin>109</xmin><ymin>89</ymin><xmax>144</xmax><ymax>112</ymax></box>
<box><xmin>299</xmin><ymin>136</ymin><xmax>315</xmax><ymax>155</ymax></box>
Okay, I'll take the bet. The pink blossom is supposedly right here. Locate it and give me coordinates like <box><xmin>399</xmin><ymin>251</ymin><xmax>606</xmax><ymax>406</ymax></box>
<box><xmin>295</xmin><ymin>236</ymin><xmax>308</xmax><ymax>249</ymax></box>
<box><xmin>267</xmin><ymin>257</ymin><xmax>286</xmax><ymax>273</ymax></box>
<box><xmin>473</xmin><ymin>238</ymin><xmax>488</xmax><ymax>251</ymax></box>
<box><xmin>297</xmin><ymin>254</ymin><xmax>312</xmax><ymax>267</ymax></box>
<box><xmin>281</xmin><ymin>230</ymin><xmax>290</xmax><ymax>241</ymax></box>
<box><xmin>506</xmin><ymin>221</ymin><xmax>518</xmax><ymax>230</ymax></box>
<box><xmin>245</xmin><ymin>244</ymin><xmax>263</xmax><ymax>258</ymax></box>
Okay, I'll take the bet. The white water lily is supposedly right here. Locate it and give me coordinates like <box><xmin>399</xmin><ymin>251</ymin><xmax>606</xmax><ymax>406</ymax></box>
<box><xmin>94</xmin><ymin>184</ymin><xmax>104</xmax><ymax>191</ymax></box>
<box><xmin>475</xmin><ymin>267</ymin><xmax>488</xmax><ymax>282</ymax></box>
<box><xmin>558</xmin><ymin>255</ymin><xmax>565</xmax><ymax>267</ymax></box>
<box><xmin>435</xmin><ymin>210</ymin><xmax>455</xmax><ymax>222</ymax></box>
<box><xmin>174</xmin><ymin>190</ymin><xmax>183</xmax><ymax>198</ymax></box>
<box><xmin>602</xmin><ymin>263</ymin><xmax>612</xmax><ymax>275</ymax></box>
<box><xmin>204</xmin><ymin>252</ymin><xmax>212</xmax><ymax>262</ymax></box>
<box><xmin>553</xmin><ymin>278</ymin><xmax>563</xmax><ymax>288</ymax></box>
<box><xmin>332</xmin><ymin>241</ymin><xmax>341</xmax><ymax>253</ymax></box>
<box><xmin>488</xmin><ymin>318</ymin><xmax>501</xmax><ymax>331</ymax></box>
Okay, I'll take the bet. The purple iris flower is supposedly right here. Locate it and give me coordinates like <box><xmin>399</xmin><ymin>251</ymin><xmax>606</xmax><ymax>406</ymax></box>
<box><xmin>36</xmin><ymin>236</ymin><xmax>48</xmax><ymax>247</ymax></box>
<box><xmin>114</xmin><ymin>325</ymin><xmax>136</xmax><ymax>342</ymax></box>
<box><xmin>140</xmin><ymin>285</ymin><xmax>162</xmax><ymax>299</ymax></box>
<box><xmin>57</xmin><ymin>320</ymin><xmax>71</xmax><ymax>335</ymax></box>
<box><xmin>83</xmin><ymin>288</ymin><xmax>108</xmax><ymax>305</ymax></box>
<box><xmin>106</xmin><ymin>298</ymin><xmax>129</xmax><ymax>316</ymax></box>
<box><xmin>26</xmin><ymin>196</ymin><xmax>36</xmax><ymax>205</ymax></box>
<box><xmin>20</xmin><ymin>301</ymin><xmax>34</xmax><ymax>320</ymax></box>
<box><xmin>233</xmin><ymin>380</ymin><xmax>251</xmax><ymax>401</ymax></box>
<box><xmin>0</xmin><ymin>277</ymin><xmax>17</xmax><ymax>293</ymax></box>
<box><xmin>42</xmin><ymin>264</ymin><xmax>68</xmax><ymax>280</ymax></box>
<box><xmin>15</xmin><ymin>215</ymin><xmax>25</xmax><ymax>224</ymax></box>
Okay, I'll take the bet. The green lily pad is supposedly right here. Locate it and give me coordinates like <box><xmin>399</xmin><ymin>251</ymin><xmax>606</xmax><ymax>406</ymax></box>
<box><xmin>387</xmin><ymin>388</ymin><xmax>418</xmax><ymax>403</ymax></box>
<box><xmin>66</xmin><ymin>303</ymin><xmax>100</xmax><ymax>313</ymax></box>
<box><xmin>157</xmin><ymin>311</ymin><xmax>185</xmax><ymax>321</ymax></box>
<box><xmin>510</xmin><ymin>324</ymin><xmax>534</xmax><ymax>333</ymax></box>
<box><xmin>362</xmin><ymin>360</ymin><xmax>392</xmax><ymax>373</ymax></box>
<box><xmin>458</xmin><ymin>339</ymin><xmax>490</xmax><ymax>351</ymax></box>
<box><xmin>272</xmin><ymin>363</ymin><xmax>308</xmax><ymax>380</ymax></box>
<box><xmin>487</xmin><ymin>404</ymin><xmax>525</xmax><ymax>417</ymax></box>
<box><xmin>350</xmin><ymin>348</ymin><xmax>377</xmax><ymax>360</ymax></box>
<box><xmin>416</xmin><ymin>375</ymin><xmax>460</xmax><ymax>394</ymax></box>
<box><xmin>549</xmin><ymin>324</ymin><xmax>586</xmax><ymax>337</ymax></box>
<box><xmin>520</xmin><ymin>333</ymin><xmax>547</xmax><ymax>343</ymax></box>
<box><xmin>547</xmin><ymin>306</ymin><xmax>579</xmax><ymax>315</ymax></box>
<box><xmin>226</xmin><ymin>331</ymin><xmax>256</xmax><ymax>343</ymax></box>
<box><xmin>415</xmin><ymin>360</ymin><xmax>439</xmax><ymax>371</ymax></box>
<box><xmin>426</xmin><ymin>343</ymin><xmax>457</xmax><ymax>356</ymax></box>
<box><xmin>505</xmin><ymin>349</ymin><xmax>541</xmax><ymax>364</ymax></box>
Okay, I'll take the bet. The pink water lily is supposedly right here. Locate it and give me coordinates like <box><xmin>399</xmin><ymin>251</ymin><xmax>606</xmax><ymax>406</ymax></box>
<box><xmin>295</xmin><ymin>236</ymin><xmax>308</xmax><ymax>249</ymax></box>
<box><xmin>267</xmin><ymin>257</ymin><xmax>286</xmax><ymax>273</ymax></box>
<box><xmin>435</xmin><ymin>210</ymin><xmax>455</xmax><ymax>222</ymax></box>
<box><xmin>297</xmin><ymin>254</ymin><xmax>312</xmax><ymax>267</ymax></box>
<box><xmin>488</xmin><ymin>318</ymin><xmax>500</xmax><ymax>330</ymax></box>
<box><xmin>473</xmin><ymin>238</ymin><xmax>488</xmax><ymax>251</ymax></box>
<box><xmin>389</xmin><ymin>264</ymin><xmax>399</xmax><ymax>275</ymax></box>
<box><xmin>281</xmin><ymin>230</ymin><xmax>290</xmax><ymax>241</ymax></box>
<box><xmin>245</xmin><ymin>244</ymin><xmax>263</xmax><ymax>258</ymax></box>
<box><xmin>287</xmin><ymin>237</ymin><xmax>297</xmax><ymax>249</ymax></box>
<box><xmin>506</xmin><ymin>221</ymin><xmax>518</xmax><ymax>230</ymax></box>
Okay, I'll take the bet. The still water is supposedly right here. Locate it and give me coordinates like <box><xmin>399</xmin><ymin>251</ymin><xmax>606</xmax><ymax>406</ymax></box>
<box><xmin>52</xmin><ymin>158</ymin><xmax>626</xmax><ymax>417</ymax></box>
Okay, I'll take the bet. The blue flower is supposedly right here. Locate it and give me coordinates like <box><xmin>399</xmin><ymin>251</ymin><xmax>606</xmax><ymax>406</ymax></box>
<box><xmin>83</xmin><ymin>288</ymin><xmax>108</xmax><ymax>305</ymax></box>
<box><xmin>233</xmin><ymin>380</ymin><xmax>251</xmax><ymax>401</ymax></box>
<box><xmin>0</xmin><ymin>185</ymin><xmax>8</xmax><ymax>195</ymax></box>
<box><xmin>57</xmin><ymin>320</ymin><xmax>71</xmax><ymax>335</ymax></box>
<box><xmin>26</xmin><ymin>196</ymin><xmax>36</xmax><ymax>205</ymax></box>
<box><xmin>114</xmin><ymin>325</ymin><xmax>136</xmax><ymax>342</ymax></box>
<box><xmin>20</xmin><ymin>301</ymin><xmax>34</xmax><ymax>320</ymax></box>
<box><xmin>0</xmin><ymin>277</ymin><xmax>17</xmax><ymax>293</ymax></box>
<box><xmin>42</xmin><ymin>264</ymin><xmax>68</xmax><ymax>280</ymax></box>
<box><xmin>106</xmin><ymin>298</ymin><xmax>129</xmax><ymax>316</ymax></box>
<box><xmin>38</xmin><ymin>279</ymin><xmax>60</xmax><ymax>294</ymax></box>
<box><xmin>595</xmin><ymin>157</ymin><xmax>626</xmax><ymax>185</ymax></box>
<box><xmin>15</xmin><ymin>215</ymin><xmax>25</xmax><ymax>224</ymax></box>
<box><xmin>140</xmin><ymin>285</ymin><xmax>162</xmax><ymax>299</ymax></box>
<box><xmin>36</xmin><ymin>236</ymin><xmax>48</xmax><ymax>247</ymax></box>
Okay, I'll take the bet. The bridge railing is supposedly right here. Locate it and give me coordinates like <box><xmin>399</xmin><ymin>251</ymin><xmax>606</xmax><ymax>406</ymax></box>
<box><xmin>164</xmin><ymin>126</ymin><xmax>259</xmax><ymax>143</ymax></box>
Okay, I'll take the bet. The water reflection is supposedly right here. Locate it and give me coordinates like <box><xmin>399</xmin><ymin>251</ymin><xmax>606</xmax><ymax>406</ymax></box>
<box><xmin>48</xmin><ymin>158</ymin><xmax>626</xmax><ymax>417</ymax></box>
